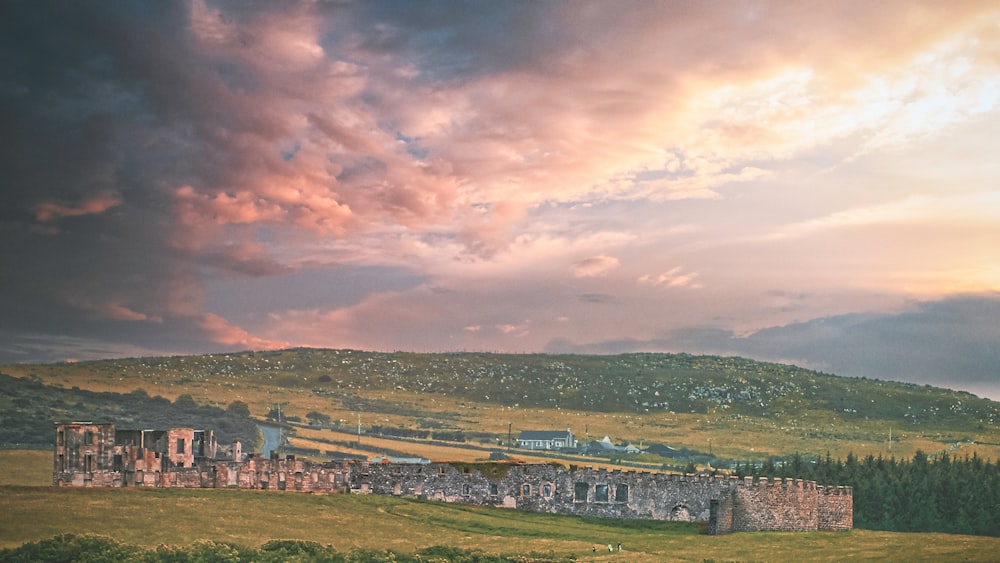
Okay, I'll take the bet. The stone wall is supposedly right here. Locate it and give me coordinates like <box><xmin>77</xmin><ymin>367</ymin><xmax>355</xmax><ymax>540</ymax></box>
<box><xmin>52</xmin><ymin>424</ymin><xmax>852</xmax><ymax>534</ymax></box>
<box><xmin>708</xmin><ymin>477</ymin><xmax>853</xmax><ymax>534</ymax></box>
<box><xmin>719</xmin><ymin>478</ymin><xmax>819</xmax><ymax>533</ymax></box>
<box><xmin>54</xmin><ymin>423</ymin><xmax>117</xmax><ymax>487</ymax></box>
<box><xmin>208</xmin><ymin>457</ymin><xmax>354</xmax><ymax>493</ymax></box>
<box><xmin>359</xmin><ymin>462</ymin><xmax>851</xmax><ymax>533</ymax></box>
<box><xmin>818</xmin><ymin>486</ymin><xmax>853</xmax><ymax>531</ymax></box>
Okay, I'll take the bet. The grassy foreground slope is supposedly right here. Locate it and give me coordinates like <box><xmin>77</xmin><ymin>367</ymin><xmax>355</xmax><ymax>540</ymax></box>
<box><xmin>5</xmin><ymin>349</ymin><xmax>999</xmax><ymax>463</ymax></box>
<box><xmin>1</xmin><ymin>452</ymin><xmax>998</xmax><ymax>562</ymax></box>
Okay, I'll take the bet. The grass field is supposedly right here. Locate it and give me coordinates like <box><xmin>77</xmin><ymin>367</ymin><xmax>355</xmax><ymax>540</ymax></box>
<box><xmin>2</xmin><ymin>450</ymin><xmax>999</xmax><ymax>562</ymax></box>
<box><xmin>289</xmin><ymin>426</ymin><xmax>632</xmax><ymax>470</ymax></box>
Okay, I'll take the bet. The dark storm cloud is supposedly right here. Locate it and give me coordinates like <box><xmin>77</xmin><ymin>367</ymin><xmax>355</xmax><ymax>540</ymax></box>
<box><xmin>733</xmin><ymin>295</ymin><xmax>1000</xmax><ymax>396</ymax></box>
<box><xmin>347</xmin><ymin>1</ymin><xmax>564</xmax><ymax>81</ymax></box>
<box><xmin>0</xmin><ymin>1</ymin><xmax>470</xmax><ymax>361</ymax></box>
<box><xmin>0</xmin><ymin>2</ymin><xmax>265</xmax><ymax>359</ymax></box>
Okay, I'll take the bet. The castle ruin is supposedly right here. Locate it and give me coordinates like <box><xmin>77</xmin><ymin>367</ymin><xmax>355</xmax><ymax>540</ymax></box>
<box><xmin>53</xmin><ymin>422</ymin><xmax>852</xmax><ymax>534</ymax></box>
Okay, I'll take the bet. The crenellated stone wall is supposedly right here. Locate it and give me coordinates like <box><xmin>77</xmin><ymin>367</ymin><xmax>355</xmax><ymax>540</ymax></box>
<box><xmin>360</xmin><ymin>462</ymin><xmax>736</xmax><ymax>521</ymax></box>
<box><xmin>817</xmin><ymin>485</ymin><xmax>853</xmax><ymax>531</ymax></box>
<box><xmin>358</xmin><ymin>462</ymin><xmax>851</xmax><ymax>533</ymax></box>
<box><xmin>53</xmin><ymin>423</ymin><xmax>852</xmax><ymax>534</ymax></box>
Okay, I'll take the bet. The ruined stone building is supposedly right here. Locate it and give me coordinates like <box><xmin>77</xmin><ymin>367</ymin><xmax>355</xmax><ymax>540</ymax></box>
<box><xmin>54</xmin><ymin>423</ymin><xmax>852</xmax><ymax>534</ymax></box>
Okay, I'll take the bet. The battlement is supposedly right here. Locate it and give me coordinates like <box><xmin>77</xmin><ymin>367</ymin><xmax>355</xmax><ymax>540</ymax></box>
<box><xmin>52</xmin><ymin>423</ymin><xmax>852</xmax><ymax>534</ymax></box>
<box><xmin>818</xmin><ymin>485</ymin><xmax>852</xmax><ymax>495</ymax></box>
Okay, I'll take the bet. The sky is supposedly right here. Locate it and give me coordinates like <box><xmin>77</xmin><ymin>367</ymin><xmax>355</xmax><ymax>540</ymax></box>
<box><xmin>2</xmin><ymin>1</ymin><xmax>999</xmax><ymax>400</ymax></box>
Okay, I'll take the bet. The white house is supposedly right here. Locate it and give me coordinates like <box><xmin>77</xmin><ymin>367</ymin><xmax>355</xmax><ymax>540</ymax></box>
<box><xmin>516</xmin><ymin>429</ymin><xmax>576</xmax><ymax>450</ymax></box>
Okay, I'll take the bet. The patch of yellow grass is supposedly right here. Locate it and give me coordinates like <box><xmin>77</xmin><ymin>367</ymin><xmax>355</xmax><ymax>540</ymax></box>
<box><xmin>0</xmin><ymin>450</ymin><xmax>52</xmax><ymax>486</ymax></box>
<box><xmin>2</xmin><ymin>481</ymin><xmax>999</xmax><ymax>560</ymax></box>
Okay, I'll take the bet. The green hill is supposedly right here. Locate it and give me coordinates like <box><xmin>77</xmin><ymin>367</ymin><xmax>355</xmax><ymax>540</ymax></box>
<box><xmin>3</xmin><ymin>349</ymin><xmax>999</xmax><ymax>463</ymax></box>
<box><xmin>17</xmin><ymin>348</ymin><xmax>998</xmax><ymax>420</ymax></box>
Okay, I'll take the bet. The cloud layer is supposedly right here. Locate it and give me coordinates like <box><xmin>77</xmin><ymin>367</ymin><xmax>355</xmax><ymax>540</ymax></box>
<box><xmin>2</xmin><ymin>1</ymin><xmax>999</xmax><ymax>398</ymax></box>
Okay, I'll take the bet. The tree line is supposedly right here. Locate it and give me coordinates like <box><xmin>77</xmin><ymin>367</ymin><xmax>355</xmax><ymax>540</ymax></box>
<box><xmin>734</xmin><ymin>450</ymin><xmax>1000</xmax><ymax>536</ymax></box>
<box><xmin>0</xmin><ymin>373</ymin><xmax>259</xmax><ymax>449</ymax></box>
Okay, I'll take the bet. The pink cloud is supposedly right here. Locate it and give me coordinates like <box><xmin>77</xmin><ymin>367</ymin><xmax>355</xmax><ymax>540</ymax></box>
<box><xmin>66</xmin><ymin>297</ymin><xmax>158</xmax><ymax>322</ymax></box>
<box><xmin>164</xmin><ymin>271</ymin><xmax>206</xmax><ymax>317</ymax></box>
<box><xmin>638</xmin><ymin>267</ymin><xmax>704</xmax><ymax>289</ymax></box>
<box><xmin>572</xmin><ymin>255</ymin><xmax>620</xmax><ymax>278</ymax></box>
<box><xmin>174</xmin><ymin>186</ymin><xmax>289</xmax><ymax>226</ymax></box>
<box><xmin>161</xmin><ymin>0</ymin><xmax>1000</xmax><ymax>271</ymax></box>
<box><xmin>199</xmin><ymin>313</ymin><xmax>289</xmax><ymax>350</ymax></box>
<box><xmin>35</xmin><ymin>192</ymin><xmax>122</xmax><ymax>223</ymax></box>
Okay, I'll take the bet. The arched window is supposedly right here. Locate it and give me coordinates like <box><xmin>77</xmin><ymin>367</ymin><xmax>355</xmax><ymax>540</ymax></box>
<box><xmin>671</xmin><ymin>504</ymin><xmax>690</xmax><ymax>521</ymax></box>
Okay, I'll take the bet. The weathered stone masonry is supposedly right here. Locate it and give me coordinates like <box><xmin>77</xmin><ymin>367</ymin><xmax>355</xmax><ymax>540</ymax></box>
<box><xmin>358</xmin><ymin>462</ymin><xmax>852</xmax><ymax>534</ymax></box>
<box><xmin>54</xmin><ymin>423</ymin><xmax>851</xmax><ymax>534</ymax></box>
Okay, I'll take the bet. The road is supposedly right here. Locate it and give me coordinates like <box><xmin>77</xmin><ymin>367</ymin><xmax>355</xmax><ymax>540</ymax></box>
<box><xmin>258</xmin><ymin>424</ymin><xmax>281</xmax><ymax>458</ymax></box>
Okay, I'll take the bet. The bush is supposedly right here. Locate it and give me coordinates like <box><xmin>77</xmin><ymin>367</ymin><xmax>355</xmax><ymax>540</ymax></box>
<box><xmin>0</xmin><ymin>533</ymin><xmax>142</xmax><ymax>563</ymax></box>
<box><xmin>258</xmin><ymin>540</ymin><xmax>342</xmax><ymax>562</ymax></box>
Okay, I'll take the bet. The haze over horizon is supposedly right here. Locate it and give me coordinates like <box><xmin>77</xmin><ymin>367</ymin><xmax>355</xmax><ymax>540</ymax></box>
<box><xmin>2</xmin><ymin>1</ymin><xmax>999</xmax><ymax>400</ymax></box>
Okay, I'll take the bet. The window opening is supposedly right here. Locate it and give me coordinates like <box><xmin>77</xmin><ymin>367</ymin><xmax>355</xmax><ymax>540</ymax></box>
<box><xmin>595</xmin><ymin>484</ymin><xmax>609</xmax><ymax>502</ymax></box>
<box><xmin>615</xmin><ymin>483</ymin><xmax>629</xmax><ymax>502</ymax></box>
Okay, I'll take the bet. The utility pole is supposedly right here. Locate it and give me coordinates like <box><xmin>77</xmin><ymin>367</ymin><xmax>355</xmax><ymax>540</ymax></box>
<box><xmin>507</xmin><ymin>422</ymin><xmax>512</xmax><ymax>453</ymax></box>
<box><xmin>275</xmin><ymin>403</ymin><xmax>283</xmax><ymax>458</ymax></box>
<box><xmin>357</xmin><ymin>414</ymin><xmax>362</xmax><ymax>443</ymax></box>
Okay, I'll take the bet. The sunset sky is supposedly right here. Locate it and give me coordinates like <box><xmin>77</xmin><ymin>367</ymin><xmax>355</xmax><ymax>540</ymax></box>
<box><xmin>2</xmin><ymin>1</ymin><xmax>999</xmax><ymax>399</ymax></box>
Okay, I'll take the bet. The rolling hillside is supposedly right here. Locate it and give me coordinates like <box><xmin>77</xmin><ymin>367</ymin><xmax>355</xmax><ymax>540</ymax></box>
<box><xmin>3</xmin><ymin>349</ymin><xmax>999</xmax><ymax>462</ymax></box>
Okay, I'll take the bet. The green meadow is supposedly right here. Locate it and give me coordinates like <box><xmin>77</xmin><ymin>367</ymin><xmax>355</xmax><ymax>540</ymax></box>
<box><xmin>2</xmin><ymin>450</ymin><xmax>999</xmax><ymax>562</ymax></box>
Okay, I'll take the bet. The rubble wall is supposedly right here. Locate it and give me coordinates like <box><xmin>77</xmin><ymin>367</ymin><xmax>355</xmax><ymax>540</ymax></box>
<box><xmin>709</xmin><ymin>477</ymin><xmax>852</xmax><ymax>533</ymax></box>
<box><xmin>52</xmin><ymin>424</ymin><xmax>852</xmax><ymax>534</ymax></box>
<box><xmin>359</xmin><ymin>462</ymin><xmax>852</xmax><ymax>533</ymax></box>
<box><xmin>818</xmin><ymin>486</ymin><xmax>854</xmax><ymax>531</ymax></box>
